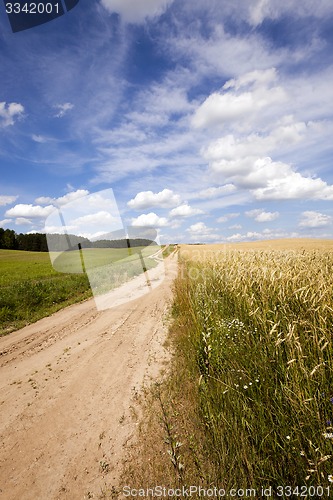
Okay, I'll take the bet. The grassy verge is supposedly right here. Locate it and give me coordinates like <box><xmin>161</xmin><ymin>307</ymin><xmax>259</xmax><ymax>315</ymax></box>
<box><xmin>119</xmin><ymin>247</ymin><xmax>333</xmax><ymax>494</ymax></box>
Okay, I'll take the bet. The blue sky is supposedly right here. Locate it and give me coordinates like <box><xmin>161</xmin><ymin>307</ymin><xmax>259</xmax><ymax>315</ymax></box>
<box><xmin>0</xmin><ymin>0</ymin><xmax>333</xmax><ymax>243</ymax></box>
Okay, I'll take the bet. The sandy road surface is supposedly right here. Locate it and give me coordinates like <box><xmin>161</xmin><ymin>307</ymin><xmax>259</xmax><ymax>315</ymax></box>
<box><xmin>0</xmin><ymin>253</ymin><xmax>178</xmax><ymax>500</ymax></box>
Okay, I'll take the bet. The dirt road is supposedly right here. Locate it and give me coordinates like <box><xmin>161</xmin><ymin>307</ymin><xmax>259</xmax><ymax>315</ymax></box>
<box><xmin>0</xmin><ymin>253</ymin><xmax>178</xmax><ymax>499</ymax></box>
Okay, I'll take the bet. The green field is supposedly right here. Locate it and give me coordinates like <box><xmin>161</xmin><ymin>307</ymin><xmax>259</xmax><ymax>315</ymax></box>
<box><xmin>0</xmin><ymin>245</ymin><xmax>161</xmax><ymax>336</ymax></box>
<box><xmin>0</xmin><ymin>249</ymin><xmax>91</xmax><ymax>335</ymax></box>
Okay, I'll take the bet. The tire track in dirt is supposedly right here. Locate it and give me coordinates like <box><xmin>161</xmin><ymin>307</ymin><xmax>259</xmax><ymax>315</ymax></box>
<box><xmin>0</xmin><ymin>253</ymin><xmax>178</xmax><ymax>500</ymax></box>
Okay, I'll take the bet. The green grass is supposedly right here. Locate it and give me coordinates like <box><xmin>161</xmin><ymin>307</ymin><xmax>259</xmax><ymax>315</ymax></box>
<box><xmin>0</xmin><ymin>249</ymin><xmax>61</xmax><ymax>284</ymax></box>
<box><xmin>0</xmin><ymin>249</ymin><xmax>91</xmax><ymax>335</ymax></box>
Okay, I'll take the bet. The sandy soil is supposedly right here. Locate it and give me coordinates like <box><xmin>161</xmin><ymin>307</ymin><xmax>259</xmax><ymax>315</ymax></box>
<box><xmin>0</xmin><ymin>252</ymin><xmax>178</xmax><ymax>500</ymax></box>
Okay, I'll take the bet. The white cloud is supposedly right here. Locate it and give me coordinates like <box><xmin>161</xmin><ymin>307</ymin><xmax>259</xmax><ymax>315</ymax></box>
<box><xmin>131</xmin><ymin>212</ymin><xmax>169</xmax><ymax>227</ymax></box>
<box><xmin>15</xmin><ymin>218</ymin><xmax>33</xmax><ymax>226</ymax></box>
<box><xmin>44</xmin><ymin>224</ymin><xmax>76</xmax><ymax>234</ymax></box>
<box><xmin>203</xmin><ymin>120</ymin><xmax>306</xmax><ymax>165</ymax></box>
<box><xmin>128</xmin><ymin>189</ymin><xmax>181</xmax><ymax>210</ymax></box>
<box><xmin>253</xmin><ymin>164</ymin><xmax>333</xmax><ymax>201</ymax></box>
<box><xmin>192</xmin><ymin>69</ymin><xmax>285</xmax><ymax>129</ymax></box>
<box><xmin>169</xmin><ymin>204</ymin><xmax>203</xmax><ymax>218</ymax></box>
<box><xmin>129</xmin><ymin>83</ymin><xmax>193</xmax><ymax>119</ymax></box>
<box><xmin>0</xmin><ymin>219</ymin><xmax>11</xmax><ymax>227</ymax></box>
<box><xmin>245</xmin><ymin>208</ymin><xmax>279</xmax><ymax>222</ymax></box>
<box><xmin>167</xmin><ymin>23</ymin><xmax>286</xmax><ymax>83</ymax></box>
<box><xmin>35</xmin><ymin>196</ymin><xmax>54</xmax><ymax>205</ymax></box>
<box><xmin>0</xmin><ymin>102</ymin><xmax>24</xmax><ymax>127</ymax></box>
<box><xmin>205</xmin><ymin>136</ymin><xmax>333</xmax><ymax>200</ymax></box>
<box><xmin>226</xmin><ymin>228</ymin><xmax>302</xmax><ymax>242</ymax></box>
<box><xmin>249</xmin><ymin>0</ymin><xmax>272</xmax><ymax>26</ymax></box>
<box><xmin>72</xmin><ymin>211</ymin><xmax>119</xmax><ymax>226</ymax></box>
<box><xmin>55</xmin><ymin>189</ymin><xmax>90</xmax><ymax>206</ymax></box>
<box><xmin>192</xmin><ymin>92</ymin><xmax>256</xmax><ymax>128</ymax></box>
<box><xmin>196</xmin><ymin>185</ymin><xmax>236</xmax><ymax>199</ymax></box>
<box><xmin>0</xmin><ymin>195</ymin><xmax>18</xmax><ymax>206</ymax></box>
<box><xmin>198</xmin><ymin>69</ymin><xmax>333</xmax><ymax>203</ymax></box>
<box><xmin>223</xmin><ymin>68</ymin><xmax>277</xmax><ymax>91</ymax></box>
<box><xmin>249</xmin><ymin>0</ymin><xmax>333</xmax><ymax>26</ymax></box>
<box><xmin>217</xmin><ymin>213</ymin><xmax>240</xmax><ymax>223</ymax></box>
<box><xmin>35</xmin><ymin>190</ymin><xmax>89</xmax><ymax>206</ymax></box>
<box><xmin>299</xmin><ymin>211</ymin><xmax>332</xmax><ymax>228</ymax></box>
<box><xmin>32</xmin><ymin>134</ymin><xmax>48</xmax><ymax>143</ymax></box>
<box><xmin>100</xmin><ymin>0</ymin><xmax>174</xmax><ymax>23</ymax></box>
<box><xmin>54</xmin><ymin>102</ymin><xmax>74</xmax><ymax>118</ymax></box>
<box><xmin>226</xmin><ymin>231</ymin><xmax>262</xmax><ymax>242</ymax></box>
<box><xmin>186</xmin><ymin>222</ymin><xmax>221</xmax><ymax>241</ymax></box>
<box><xmin>5</xmin><ymin>204</ymin><xmax>55</xmax><ymax>219</ymax></box>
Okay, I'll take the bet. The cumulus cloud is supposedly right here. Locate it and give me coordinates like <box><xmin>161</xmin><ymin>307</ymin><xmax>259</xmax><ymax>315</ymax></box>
<box><xmin>35</xmin><ymin>190</ymin><xmax>89</xmax><ymax>206</ymax></box>
<box><xmin>0</xmin><ymin>102</ymin><xmax>24</xmax><ymax>127</ymax></box>
<box><xmin>54</xmin><ymin>103</ymin><xmax>74</xmax><ymax>118</ymax></box>
<box><xmin>15</xmin><ymin>217</ymin><xmax>33</xmax><ymax>226</ymax></box>
<box><xmin>100</xmin><ymin>0</ymin><xmax>174</xmax><ymax>23</ymax></box>
<box><xmin>186</xmin><ymin>222</ymin><xmax>221</xmax><ymax>241</ymax></box>
<box><xmin>253</xmin><ymin>164</ymin><xmax>333</xmax><ymax>201</ymax></box>
<box><xmin>72</xmin><ymin>211</ymin><xmax>119</xmax><ymax>226</ymax></box>
<box><xmin>5</xmin><ymin>204</ymin><xmax>55</xmax><ymax>219</ymax></box>
<box><xmin>0</xmin><ymin>195</ymin><xmax>18</xmax><ymax>206</ymax></box>
<box><xmin>0</xmin><ymin>219</ymin><xmax>11</xmax><ymax>227</ymax></box>
<box><xmin>128</xmin><ymin>189</ymin><xmax>181</xmax><ymax>210</ymax></box>
<box><xmin>204</xmin><ymin>136</ymin><xmax>333</xmax><ymax>200</ymax></box>
<box><xmin>204</xmin><ymin>121</ymin><xmax>306</xmax><ymax>166</ymax></box>
<box><xmin>199</xmin><ymin>70</ymin><xmax>333</xmax><ymax>201</ymax></box>
<box><xmin>131</xmin><ymin>212</ymin><xmax>169</xmax><ymax>227</ymax></box>
<box><xmin>192</xmin><ymin>69</ymin><xmax>285</xmax><ymax>129</ymax></box>
<box><xmin>299</xmin><ymin>211</ymin><xmax>332</xmax><ymax>228</ymax></box>
<box><xmin>169</xmin><ymin>204</ymin><xmax>203</xmax><ymax>218</ymax></box>
<box><xmin>245</xmin><ymin>208</ymin><xmax>279</xmax><ymax>222</ymax></box>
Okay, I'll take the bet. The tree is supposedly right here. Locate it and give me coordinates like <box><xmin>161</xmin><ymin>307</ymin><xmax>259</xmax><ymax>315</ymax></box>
<box><xmin>1</xmin><ymin>229</ymin><xmax>16</xmax><ymax>249</ymax></box>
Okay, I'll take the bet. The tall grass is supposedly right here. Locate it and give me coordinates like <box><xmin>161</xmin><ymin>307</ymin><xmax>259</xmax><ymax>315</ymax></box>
<box><xmin>170</xmin><ymin>248</ymin><xmax>333</xmax><ymax>488</ymax></box>
<box><xmin>0</xmin><ymin>274</ymin><xmax>92</xmax><ymax>335</ymax></box>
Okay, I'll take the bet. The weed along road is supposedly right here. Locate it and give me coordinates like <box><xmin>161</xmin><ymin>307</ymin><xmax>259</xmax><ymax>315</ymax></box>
<box><xmin>0</xmin><ymin>253</ymin><xmax>178</xmax><ymax>500</ymax></box>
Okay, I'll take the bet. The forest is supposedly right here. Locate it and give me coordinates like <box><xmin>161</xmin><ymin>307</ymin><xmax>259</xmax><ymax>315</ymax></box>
<box><xmin>0</xmin><ymin>228</ymin><xmax>156</xmax><ymax>252</ymax></box>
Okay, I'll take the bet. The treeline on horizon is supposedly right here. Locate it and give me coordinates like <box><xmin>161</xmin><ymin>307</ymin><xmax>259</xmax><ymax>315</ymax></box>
<box><xmin>0</xmin><ymin>228</ymin><xmax>157</xmax><ymax>252</ymax></box>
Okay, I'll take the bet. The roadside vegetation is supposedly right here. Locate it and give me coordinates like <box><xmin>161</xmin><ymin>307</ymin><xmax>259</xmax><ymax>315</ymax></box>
<box><xmin>122</xmin><ymin>242</ymin><xmax>333</xmax><ymax>493</ymax></box>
